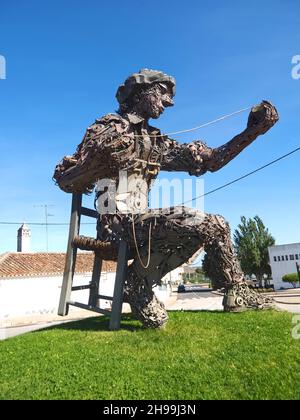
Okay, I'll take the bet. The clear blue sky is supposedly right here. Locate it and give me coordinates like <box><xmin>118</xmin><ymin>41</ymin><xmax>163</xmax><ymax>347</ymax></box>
<box><xmin>0</xmin><ymin>0</ymin><xmax>299</xmax><ymax>253</ymax></box>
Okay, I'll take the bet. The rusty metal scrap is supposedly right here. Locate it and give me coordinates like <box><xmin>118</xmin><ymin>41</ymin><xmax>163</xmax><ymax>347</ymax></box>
<box><xmin>72</xmin><ymin>235</ymin><xmax>118</xmax><ymax>261</ymax></box>
<box><xmin>54</xmin><ymin>69</ymin><xmax>279</xmax><ymax>328</ymax></box>
<box><xmin>223</xmin><ymin>282</ymin><xmax>274</xmax><ymax>312</ymax></box>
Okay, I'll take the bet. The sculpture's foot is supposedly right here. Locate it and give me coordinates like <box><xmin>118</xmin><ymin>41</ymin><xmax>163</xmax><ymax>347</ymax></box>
<box><xmin>130</xmin><ymin>293</ymin><xmax>169</xmax><ymax>329</ymax></box>
<box><xmin>124</xmin><ymin>271</ymin><xmax>168</xmax><ymax>328</ymax></box>
<box><xmin>223</xmin><ymin>282</ymin><xmax>274</xmax><ymax>312</ymax></box>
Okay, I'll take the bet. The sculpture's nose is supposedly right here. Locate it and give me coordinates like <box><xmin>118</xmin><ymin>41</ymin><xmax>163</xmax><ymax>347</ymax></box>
<box><xmin>162</xmin><ymin>95</ymin><xmax>174</xmax><ymax>107</ymax></box>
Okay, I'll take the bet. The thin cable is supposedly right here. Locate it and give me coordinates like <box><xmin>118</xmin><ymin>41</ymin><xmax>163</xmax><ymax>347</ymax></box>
<box><xmin>132</xmin><ymin>217</ymin><xmax>152</xmax><ymax>269</ymax></box>
<box><xmin>181</xmin><ymin>146</ymin><xmax>300</xmax><ymax>206</ymax></box>
<box><xmin>1</xmin><ymin>146</ymin><xmax>299</xmax><ymax>226</ymax></box>
<box><xmin>132</xmin><ymin>106</ymin><xmax>251</xmax><ymax>138</ymax></box>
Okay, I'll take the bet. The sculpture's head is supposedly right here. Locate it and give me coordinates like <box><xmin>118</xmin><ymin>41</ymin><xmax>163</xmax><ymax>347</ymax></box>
<box><xmin>116</xmin><ymin>69</ymin><xmax>176</xmax><ymax>120</ymax></box>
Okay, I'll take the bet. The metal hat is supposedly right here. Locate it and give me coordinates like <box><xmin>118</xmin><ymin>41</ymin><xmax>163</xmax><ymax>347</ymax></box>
<box><xmin>116</xmin><ymin>68</ymin><xmax>176</xmax><ymax>104</ymax></box>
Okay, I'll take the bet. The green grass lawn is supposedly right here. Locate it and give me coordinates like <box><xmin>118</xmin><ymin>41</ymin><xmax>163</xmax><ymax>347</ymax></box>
<box><xmin>0</xmin><ymin>310</ymin><xmax>299</xmax><ymax>400</ymax></box>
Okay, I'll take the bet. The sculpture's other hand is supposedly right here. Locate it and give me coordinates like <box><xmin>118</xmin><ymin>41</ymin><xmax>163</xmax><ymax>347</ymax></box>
<box><xmin>247</xmin><ymin>100</ymin><xmax>279</xmax><ymax>134</ymax></box>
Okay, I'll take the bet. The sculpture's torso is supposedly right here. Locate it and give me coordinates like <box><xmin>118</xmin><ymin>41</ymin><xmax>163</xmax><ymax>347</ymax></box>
<box><xmin>94</xmin><ymin>113</ymin><xmax>167</xmax><ymax>241</ymax></box>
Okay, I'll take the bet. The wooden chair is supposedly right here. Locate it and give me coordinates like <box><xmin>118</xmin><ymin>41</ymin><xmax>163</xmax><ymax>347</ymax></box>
<box><xmin>58</xmin><ymin>193</ymin><xmax>129</xmax><ymax>330</ymax></box>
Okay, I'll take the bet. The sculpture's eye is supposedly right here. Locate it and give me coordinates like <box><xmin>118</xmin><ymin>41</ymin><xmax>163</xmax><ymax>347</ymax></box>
<box><xmin>158</xmin><ymin>83</ymin><xmax>168</xmax><ymax>94</ymax></box>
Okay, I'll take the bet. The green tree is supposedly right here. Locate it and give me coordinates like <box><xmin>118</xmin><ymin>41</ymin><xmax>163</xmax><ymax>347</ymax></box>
<box><xmin>182</xmin><ymin>267</ymin><xmax>211</xmax><ymax>284</ymax></box>
<box><xmin>233</xmin><ymin>215</ymin><xmax>275</xmax><ymax>287</ymax></box>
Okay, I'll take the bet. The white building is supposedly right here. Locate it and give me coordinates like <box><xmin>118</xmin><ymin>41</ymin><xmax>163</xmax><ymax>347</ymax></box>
<box><xmin>17</xmin><ymin>223</ymin><xmax>31</xmax><ymax>252</ymax></box>
<box><xmin>0</xmin><ymin>251</ymin><xmax>183</xmax><ymax>326</ymax></box>
<box><xmin>0</xmin><ymin>252</ymin><xmax>117</xmax><ymax>325</ymax></box>
<box><xmin>268</xmin><ymin>243</ymin><xmax>300</xmax><ymax>289</ymax></box>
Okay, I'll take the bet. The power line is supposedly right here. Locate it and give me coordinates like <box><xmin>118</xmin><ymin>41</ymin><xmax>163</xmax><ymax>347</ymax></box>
<box><xmin>0</xmin><ymin>145</ymin><xmax>299</xmax><ymax>226</ymax></box>
<box><xmin>181</xmin><ymin>145</ymin><xmax>300</xmax><ymax>206</ymax></box>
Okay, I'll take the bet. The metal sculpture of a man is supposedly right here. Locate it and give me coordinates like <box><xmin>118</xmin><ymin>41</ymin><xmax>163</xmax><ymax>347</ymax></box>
<box><xmin>54</xmin><ymin>69</ymin><xmax>279</xmax><ymax>328</ymax></box>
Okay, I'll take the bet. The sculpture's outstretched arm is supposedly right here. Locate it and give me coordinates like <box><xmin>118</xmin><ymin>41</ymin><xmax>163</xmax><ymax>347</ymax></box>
<box><xmin>161</xmin><ymin>101</ymin><xmax>279</xmax><ymax>176</ymax></box>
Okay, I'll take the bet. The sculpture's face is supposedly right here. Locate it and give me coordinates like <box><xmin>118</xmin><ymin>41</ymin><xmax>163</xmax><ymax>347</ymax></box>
<box><xmin>134</xmin><ymin>83</ymin><xmax>174</xmax><ymax>120</ymax></box>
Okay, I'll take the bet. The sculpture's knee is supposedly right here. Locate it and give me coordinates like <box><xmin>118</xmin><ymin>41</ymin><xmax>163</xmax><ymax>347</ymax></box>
<box><xmin>206</xmin><ymin>213</ymin><xmax>229</xmax><ymax>230</ymax></box>
<box><xmin>200</xmin><ymin>213</ymin><xmax>231</xmax><ymax>245</ymax></box>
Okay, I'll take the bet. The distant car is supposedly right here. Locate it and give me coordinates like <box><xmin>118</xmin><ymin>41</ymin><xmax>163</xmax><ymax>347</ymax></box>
<box><xmin>177</xmin><ymin>284</ymin><xmax>213</xmax><ymax>293</ymax></box>
<box><xmin>177</xmin><ymin>284</ymin><xmax>186</xmax><ymax>293</ymax></box>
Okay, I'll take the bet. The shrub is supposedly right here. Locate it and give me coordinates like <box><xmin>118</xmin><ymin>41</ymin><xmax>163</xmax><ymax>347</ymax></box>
<box><xmin>282</xmin><ymin>273</ymin><xmax>299</xmax><ymax>288</ymax></box>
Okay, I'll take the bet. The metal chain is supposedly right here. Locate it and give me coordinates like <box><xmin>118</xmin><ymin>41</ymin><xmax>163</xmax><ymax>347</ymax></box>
<box><xmin>132</xmin><ymin>216</ymin><xmax>152</xmax><ymax>269</ymax></box>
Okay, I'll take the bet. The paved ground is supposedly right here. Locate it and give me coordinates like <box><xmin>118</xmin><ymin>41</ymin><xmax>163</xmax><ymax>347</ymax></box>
<box><xmin>0</xmin><ymin>320</ymin><xmax>75</xmax><ymax>340</ymax></box>
<box><xmin>0</xmin><ymin>308</ymin><xmax>104</xmax><ymax>340</ymax></box>
<box><xmin>268</xmin><ymin>288</ymin><xmax>300</xmax><ymax>314</ymax></box>
<box><xmin>167</xmin><ymin>289</ymin><xmax>300</xmax><ymax>313</ymax></box>
<box><xmin>167</xmin><ymin>291</ymin><xmax>223</xmax><ymax>311</ymax></box>
<box><xmin>1</xmin><ymin>289</ymin><xmax>300</xmax><ymax>340</ymax></box>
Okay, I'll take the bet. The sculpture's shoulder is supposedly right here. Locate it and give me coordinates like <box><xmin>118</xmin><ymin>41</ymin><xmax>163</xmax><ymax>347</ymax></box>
<box><xmin>94</xmin><ymin>113</ymin><xmax>125</xmax><ymax>124</ymax></box>
<box><xmin>76</xmin><ymin>113</ymin><xmax>130</xmax><ymax>155</ymax></box>
<box><xmin>89</xmin><ymin>113</ymin><xmax>130</xmax><ymax>134</ymax></box>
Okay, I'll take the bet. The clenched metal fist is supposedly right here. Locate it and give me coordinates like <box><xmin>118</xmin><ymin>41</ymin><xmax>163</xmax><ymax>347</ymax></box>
<box><xmin>247</xmin><ymin>100</ymin><xmax>279</xmax><ymax>133</ymax></box>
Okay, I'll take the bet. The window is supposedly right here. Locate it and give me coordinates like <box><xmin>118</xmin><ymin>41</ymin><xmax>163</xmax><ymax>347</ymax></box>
<box><xmin>290</xmin><ymin>255</ymin><xmax>295</xmax><ymax>261</ymax></box>
<box><xmin>278</xmin><ymin>256</ymin><xmax>281</xmax><ymax>261</ymax></box>
<box><xmin>296</xmin><ymin>254</ymin><xmax>299</xmax><ymax>260</ymax></box>
<box><xmin>281</xmin><ymin>256</ymin><xmax>285</xmax><ymax>261</ymax></box>
<box><xmin>286</xmin><ymin>255</ymin><xmax>289</xmax><ymax>261</ymax></box>
<box><xmin>274</xmin><ymin>256</ymin><xmax>277</xmax><ymax>262</ymax></box>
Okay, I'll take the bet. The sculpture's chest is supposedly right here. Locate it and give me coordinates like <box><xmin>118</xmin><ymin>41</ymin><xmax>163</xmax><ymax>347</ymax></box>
<box><xmin>132</xmin><ymin>132</ymin><xmax>162</xmax><ymax>182</ymax></box>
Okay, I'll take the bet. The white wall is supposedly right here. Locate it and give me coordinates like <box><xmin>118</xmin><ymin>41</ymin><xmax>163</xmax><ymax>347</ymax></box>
<box><xmin>0</xmin><ymin>266</ymin><xmax>181</xmax><ymax>323</ymax></box>
<box><xmin>162</xmin><ymin>266</ymin><xmax>183</xmax><ymax>284</ymax></box>
<box><xmin>268</xmin><ymin>243</ymin><xmax>300</xmax><ymax>289</ymax></box>
<box><xmin>0</xmin><ymin>271</ymin><xmax>116</xmax><ymax>320</ymax></box>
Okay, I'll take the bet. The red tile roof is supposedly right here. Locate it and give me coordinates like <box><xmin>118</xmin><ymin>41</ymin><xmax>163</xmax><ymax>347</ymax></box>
<box><xmin>0</xmin><ymin>252</ymin><xmax>117</xmax><ymax>278</ymax></box>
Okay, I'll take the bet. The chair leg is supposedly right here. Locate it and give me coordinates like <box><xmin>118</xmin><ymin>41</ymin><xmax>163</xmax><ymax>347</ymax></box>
<box><xmin>58</xmin><ymin>193</ymin><xmax>82</xmax><ymax>316</ymax></box>
<box><xmin>88</xmin><ymin>253</ymin><xmax>102</xmax><ymax>307</ymax></box>
<box><xmin>109</xmin><ymin>240</ymin><xmax>128</xmax><ymax>330</ymax></box>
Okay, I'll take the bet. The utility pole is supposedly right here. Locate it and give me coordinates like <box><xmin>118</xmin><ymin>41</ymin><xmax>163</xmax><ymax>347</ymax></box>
<box><xmin>34</xmin><ymin>204</ymin><xmax>55</xmax><ymax>252</ymax></box>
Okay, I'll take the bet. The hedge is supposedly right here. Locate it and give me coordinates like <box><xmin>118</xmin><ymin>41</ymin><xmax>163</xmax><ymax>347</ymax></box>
<box><xmin>282</xmin><ymin>273</ymin><xmax>299</xmax><ymax>286</ymax></box>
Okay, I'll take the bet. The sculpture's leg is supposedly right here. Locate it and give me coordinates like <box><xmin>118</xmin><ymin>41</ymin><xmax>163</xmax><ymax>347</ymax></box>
<box><xmin>124</xmin><ymin>244</ymin><xmax>193</xmax><ymax>328</ymax></box>
<box><xmin>123</xmin><ymin>207</ymin><xmax>273</xmax><ymax>327</ymax></box>
<box><xmin>197</xmin><ymin>214</ymin><xmax>244</xmax><ymax>288</ymax></box>
<box><xmin>123</xmin><ymin>210</ymin><xmax>202</xmax><ymax>328</ymax></box>
<box><xmin>198</xmin><ymin>214</ymin><xmax>274</xmax><ymax>312</ymax></box>
<box><xmin>124</xmin><ymin>266</ymin><xmax>169</xmax><ymax>329</ymax></box>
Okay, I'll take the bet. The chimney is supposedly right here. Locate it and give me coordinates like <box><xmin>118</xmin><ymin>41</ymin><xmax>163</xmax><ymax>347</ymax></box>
<box><xmin>17</xmin><ymin>223</ymin><xmax>31</xmax><ymax>252</ymax></box>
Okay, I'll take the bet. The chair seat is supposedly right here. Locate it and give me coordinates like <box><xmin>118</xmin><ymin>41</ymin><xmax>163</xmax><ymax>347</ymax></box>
<box><xmin>72</xmin><ymin>235</ymin><xmax>119</xmax><ymax>261</ymax></box>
